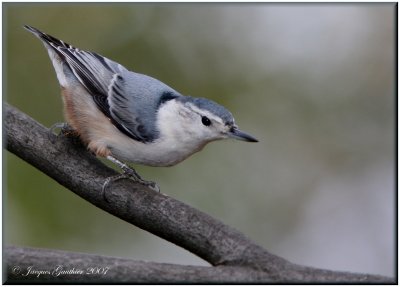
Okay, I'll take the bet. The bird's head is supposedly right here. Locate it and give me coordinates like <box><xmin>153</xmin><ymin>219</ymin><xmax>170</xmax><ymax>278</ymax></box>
<box><xmin>156</xmin><ymin>95</ymin><xmax>258</xmax><ymax>147</ymax></box>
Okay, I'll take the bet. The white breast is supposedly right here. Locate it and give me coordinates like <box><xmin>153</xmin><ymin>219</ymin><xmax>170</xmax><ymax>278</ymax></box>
<box><xmin>107</xmin><ymin>100</ymin><xmax>208</xmax><ymax>167</ymax></box>
<box><xmin>108</xmin><ymin>135</ymin><xmax>206</xmax><ymax>167</ymax></box>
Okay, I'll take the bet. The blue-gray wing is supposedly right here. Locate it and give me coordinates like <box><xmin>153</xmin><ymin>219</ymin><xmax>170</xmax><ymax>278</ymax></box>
<box><xmin>108</xmin><ymin>71</ymin><xmax>180</xmax><ymax>142</ymax></box>
<box><xmin>61</xmin><ymin>48</ymin><xmax>180</xmax><ymax>142</ymax></box>
<box><xmin>58</xmin><ymin>50</ymin><xmax>158</xmax><ymax>142</ymax></box>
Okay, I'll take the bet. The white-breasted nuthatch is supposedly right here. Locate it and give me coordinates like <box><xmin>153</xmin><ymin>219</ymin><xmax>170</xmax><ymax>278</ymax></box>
<box><xmin>25</xmin><ymin>25</ymin><xmax>258</xmax><ymax>192</ymax></box>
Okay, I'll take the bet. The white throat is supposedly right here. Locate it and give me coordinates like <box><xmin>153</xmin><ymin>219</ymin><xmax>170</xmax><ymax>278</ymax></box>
<box><xmin>154</xmin><ymin>100</ymin><xmax>211</xmax><ymax>162</ymax></box>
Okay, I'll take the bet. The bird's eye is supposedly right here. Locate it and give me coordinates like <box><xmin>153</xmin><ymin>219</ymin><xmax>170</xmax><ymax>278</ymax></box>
<box><xmin>201</xmin><ymin>116</ymin><xmax>212</xmax><ymax>126</ymax></box>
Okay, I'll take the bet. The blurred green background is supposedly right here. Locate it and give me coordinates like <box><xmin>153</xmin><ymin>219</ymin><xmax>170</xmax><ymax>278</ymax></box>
<box><xmin>4</xmin><ymin>3</ymin><xmax>395</xmax><ymax>277</ymax></box>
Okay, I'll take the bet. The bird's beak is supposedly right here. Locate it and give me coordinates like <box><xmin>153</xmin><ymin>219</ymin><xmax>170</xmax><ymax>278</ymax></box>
<box><xmin>228</xmin><ymin>127</ymin><xmax>258</xmax><ymax>142</ymax></box>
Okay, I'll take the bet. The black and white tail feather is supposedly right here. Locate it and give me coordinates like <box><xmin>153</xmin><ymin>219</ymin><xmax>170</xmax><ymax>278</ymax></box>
<box><xmin>25</xmin><ymin>25</ymin><xmax>114</xmax><ymax>93</ymax></box>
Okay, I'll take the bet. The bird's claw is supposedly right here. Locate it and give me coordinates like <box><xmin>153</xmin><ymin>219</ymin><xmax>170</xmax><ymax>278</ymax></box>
<box><xmin>48</xmin><ymin>122</ymin><xmax>79</xmax><ymax>142</ymax></box>
<box><xmin>102</xmin><ymin>171</ymin><xmax>160</xmax><ymax>202</ymax></box>
<box><xmin>121</xmin><ymin>166</ymin><xmax>161</xmax><ymax>192</ymax></box>
<box><xmin>49</xmin><ymin>122</ymin><xmax>67</xmax><ymax>135</ymax></box>
<box><xmin>144</xmin><ymin>181</ymin><xmax>161</xmax><ymax>193</ymax></box>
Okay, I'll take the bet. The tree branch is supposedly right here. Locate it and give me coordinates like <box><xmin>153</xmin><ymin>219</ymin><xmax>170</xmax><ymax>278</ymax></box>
<box><xmin>5</xmin><ymin>246</ymin><xmax>272</xmax><ymax>283</ymax></box>
<box><xmin>4</xmin><ymin>103</ymin><xmax>394</xmax><ymax>283</ymax></box>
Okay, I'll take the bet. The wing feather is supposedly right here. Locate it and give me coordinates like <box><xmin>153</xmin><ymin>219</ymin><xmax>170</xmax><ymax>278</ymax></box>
<box><xmin>25</xmin><ymin>25</ymin><xmax>179</xmax><ymax>143</ymax></box>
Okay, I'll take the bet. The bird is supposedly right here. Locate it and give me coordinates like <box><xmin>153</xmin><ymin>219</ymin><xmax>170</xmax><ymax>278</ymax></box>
<box><xmin>24</xmin><ymin>25</ymin><xmax>258</xmax><ymax>192</ymax></box>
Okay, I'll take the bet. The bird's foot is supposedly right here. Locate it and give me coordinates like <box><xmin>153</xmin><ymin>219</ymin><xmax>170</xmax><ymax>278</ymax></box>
<box><xmin>121</xmin><ymin>166</ymin><xmax>160</xmax><ymax>192</ymax></box>
<box><xmin>48</xmin><ymin>122</ymin><xmax>79</xmax><ymax>141</ymax></box>
<box><xmin>102</xmin><ymin>156</ymin><xmax>160</xmax><ymax>202</ymax></box>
